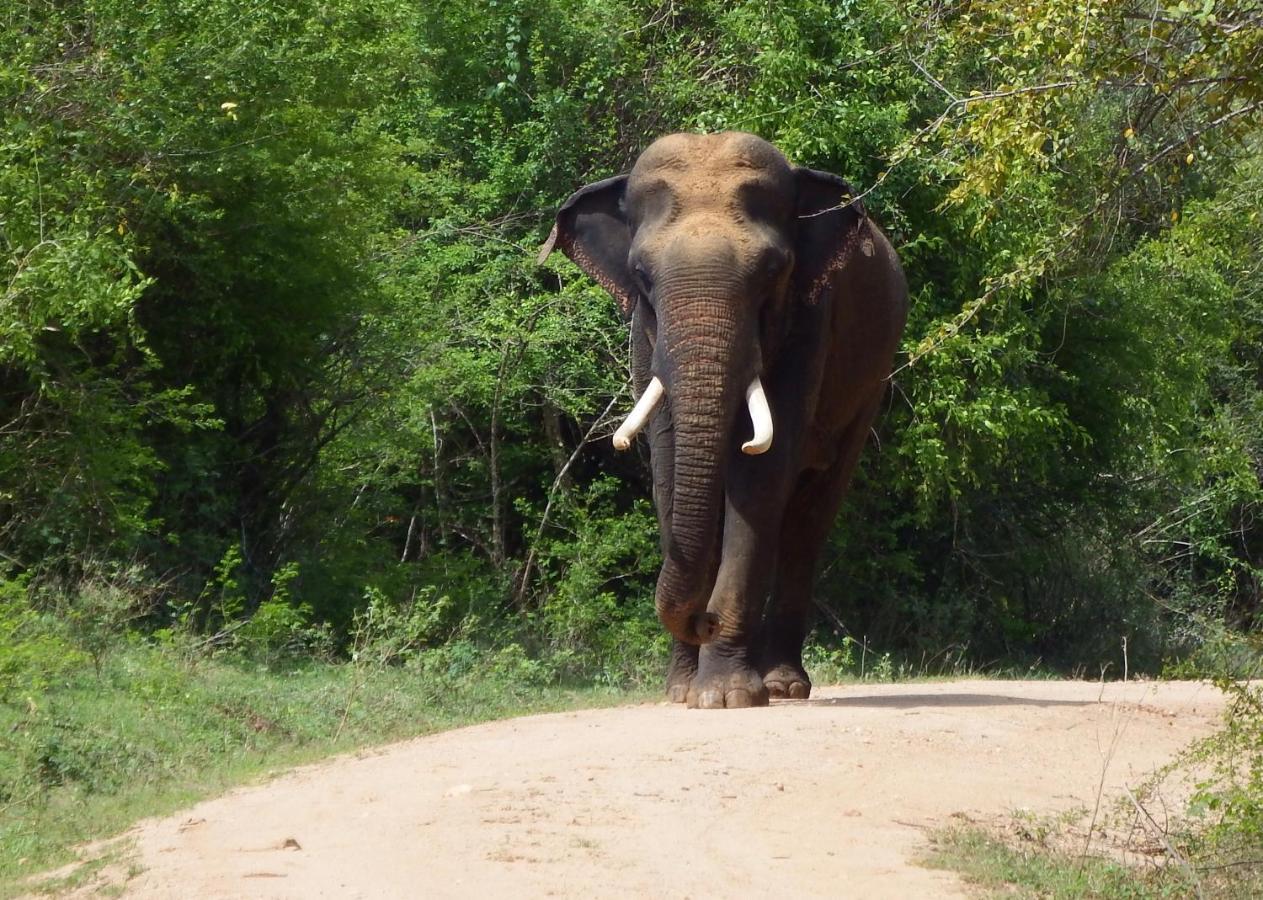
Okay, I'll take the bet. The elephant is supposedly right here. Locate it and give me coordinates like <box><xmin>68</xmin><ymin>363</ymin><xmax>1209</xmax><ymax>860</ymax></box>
<box><xmin>538</xmin><ymin>132</ymin><xmax>908</xmax><ymax>708</ymax></box>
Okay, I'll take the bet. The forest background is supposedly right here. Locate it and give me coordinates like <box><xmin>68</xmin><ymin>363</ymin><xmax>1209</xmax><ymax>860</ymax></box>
<box><xmin>2</xmin><ymin>0</ymin><xmax>1262</xmax><ymax>887</ymax></box>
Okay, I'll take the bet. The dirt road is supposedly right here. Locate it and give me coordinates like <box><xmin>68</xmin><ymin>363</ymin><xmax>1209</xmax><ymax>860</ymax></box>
<box><xmin>72</xmin><ymin>680</ymin><xmax>1223</xmax><ymax>898</ymax></box>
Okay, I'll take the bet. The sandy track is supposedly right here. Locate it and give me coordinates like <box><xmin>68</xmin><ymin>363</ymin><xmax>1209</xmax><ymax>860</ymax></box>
<box><xmin>70</xmin><ymin>680</ymin><xmax>1223</xmax><ymax>898</ymax></box>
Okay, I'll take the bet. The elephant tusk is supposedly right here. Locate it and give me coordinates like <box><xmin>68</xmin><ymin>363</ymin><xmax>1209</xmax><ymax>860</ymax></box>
<box><xmin>612</xmin><ymin>377</ymin><xmax>665</xmax><ymax>450</ymax></box>
<box><xmin>741</xmin><ymin>377</ymin><xmax>773</xmax><ymax>455</ymax></box>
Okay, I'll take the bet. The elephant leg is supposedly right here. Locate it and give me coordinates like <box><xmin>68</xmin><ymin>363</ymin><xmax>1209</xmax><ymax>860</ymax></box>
<box><xmin>664</xmin><ymin>545</ymin><xmax>721</xmax><ymax>702</ymax></box>
<box><xmin>686</xmin><ymin>453</ymin><xmax>795</xmax><ymax>710</ymax></box>
<box><xmin>665</xmin><ymin>638</ymin><xmax>699</xmax><ymax>703</ymax></box>
<box><xmin>760</xmin><ymin>393</ymin><xmax>885</xmax><ymax>699</ymax></box>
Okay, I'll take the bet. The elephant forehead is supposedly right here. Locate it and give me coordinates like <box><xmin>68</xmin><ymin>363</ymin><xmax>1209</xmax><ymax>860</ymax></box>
<box><xmin>637</xmin><ymin>131</ymin><xmax>788</xmax><ymax>169</ymax></box>
<box><xmin>630</xmin><ymin>133</ymin><xmax>793</xmax><ymax>230</ymax></box>
<box><xmin>633</xmin><ymin>133</ymin><xmax>791</xmax><ymax>186</ymax></box>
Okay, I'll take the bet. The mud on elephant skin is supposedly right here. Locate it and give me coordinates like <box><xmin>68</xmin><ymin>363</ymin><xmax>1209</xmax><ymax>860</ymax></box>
<box><xmin>539</xmin><ymin>132</ymin><xmax>908</xmax><ymax>708</ymax></box>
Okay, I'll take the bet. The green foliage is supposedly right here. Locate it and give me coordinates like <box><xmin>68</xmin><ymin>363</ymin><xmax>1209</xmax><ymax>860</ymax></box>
<box><xmin>1</xmin><ymin>0</ymin><xmax>1261</xmax><ymax>732</ymax></box>
<box><xmin>2</xmin><ymin>0</ymin><xmax>413</xmax><ymax>588</ymax></box>
<box><xmin>1189</xmin><ymin>682</ymin><xmax>1263</xmax><ymax>852</ymax></box>
<box><xmin>925</xmin><ymin>825</ymin><xmax>1209</xmax><ymax>899</ymax></box>
<box><xmin>5</xmin><ymin>1</ymin><xmax>1263</xmax><ymax>889</ymax></box>
<box><xmin>0</xmin><ymin>578</ymin><xmax>86</xmax><ymax>703</ymax></box>
<box><xmin>231</xmin><ymin>562</ymin><xmax>327</xmax><ymax>663</ymax></box>
<box><xmin>348</xmin><ymin>586</ymin><xmax>457</xmax><ymax>668</ymax></box>
<box><xmin>55</xmin><ymin>576</ymin><xmax>145</xmax><ymax>677</ymax></box>
<box><xmin>530</xmin><ymin>481</ymin><xmax>664</xmax><ymax>684</ymax></box>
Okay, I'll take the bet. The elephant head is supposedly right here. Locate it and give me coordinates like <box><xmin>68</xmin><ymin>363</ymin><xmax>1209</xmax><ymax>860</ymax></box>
<box><xmin>539</xmin><ymin>132</ymin><xmax>867</xmax><ymax>646</ymax></box>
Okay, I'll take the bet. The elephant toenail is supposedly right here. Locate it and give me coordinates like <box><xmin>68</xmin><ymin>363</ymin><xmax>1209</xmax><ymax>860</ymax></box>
<box><xmin>667</xmin><ymin>684</ymin><xmax>688</xmax><ymax>703</ymax></box>
<box><xmin>726</xmin><ymin>689</ymin><xmax>752</xmax><ymax>708</ymax></box>
<box><xmin>699</xmin><ymin>690</ymin><xmax>724</xmax><ymax>709</ymax></box>
<box><xmin>788</xmin><ymin>682</ymin><xmax>810</xmax><ymax>700</ymax></box>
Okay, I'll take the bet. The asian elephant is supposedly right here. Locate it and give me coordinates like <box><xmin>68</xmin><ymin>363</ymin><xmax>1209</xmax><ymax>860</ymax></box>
<box><xmin>538</xmin><ymin>132</ymin><xmax>908</xmax><ymax>708</ymax></box>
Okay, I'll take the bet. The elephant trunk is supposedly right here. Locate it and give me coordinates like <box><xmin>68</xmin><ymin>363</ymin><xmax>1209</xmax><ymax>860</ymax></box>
<box><xmin>653</xmin><ymin>289</ymin><xmax>751</xmax><ymax>645</ymax></box>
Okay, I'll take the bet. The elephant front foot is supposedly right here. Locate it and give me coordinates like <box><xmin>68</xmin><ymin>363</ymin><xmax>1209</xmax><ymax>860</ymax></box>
<box><xmin>760</xmin><ymin>662</ymin><xmax>812</xmax><ymax>700</ymax></box>
<box><xmin>665</xmin><ymin>639</ymin><xmax>699</xmax><ymax>703</ymax></box>
<box><xmin>686</xmin><ymin>646</ymin><xmax>768</xmax><ymax>709</ymax></box>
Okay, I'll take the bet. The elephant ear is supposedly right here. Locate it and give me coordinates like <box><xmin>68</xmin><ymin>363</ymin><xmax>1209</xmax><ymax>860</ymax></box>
<box><xmin>792</xmin><ymin>168</ymin><xmax>868</xmax><ymax>306</ymax></box>
<box><xmin>537</xmin><ymin>174</ymin><xmax>637</xmax><ymax>319</ymax></box>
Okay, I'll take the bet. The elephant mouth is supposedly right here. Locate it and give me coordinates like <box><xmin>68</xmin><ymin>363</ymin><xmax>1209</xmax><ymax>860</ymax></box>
<box><xmin>612</xmin><ymin>374</ymin><xmax>773</xmax><ymax>455</ymax></box>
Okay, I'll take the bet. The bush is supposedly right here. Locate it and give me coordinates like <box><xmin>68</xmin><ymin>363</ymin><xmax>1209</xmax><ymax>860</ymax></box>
<box><xmin>0</xmin><ymin>578</ymin><xmax>86</xmax><ymax>704</ymax></box>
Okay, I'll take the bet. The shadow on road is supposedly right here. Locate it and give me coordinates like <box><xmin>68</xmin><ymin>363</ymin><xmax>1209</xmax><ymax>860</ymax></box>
<box><xmin>797</xmin><ymin>693</ymin><xmax>1096</xmax><ymax>709</ymax></box>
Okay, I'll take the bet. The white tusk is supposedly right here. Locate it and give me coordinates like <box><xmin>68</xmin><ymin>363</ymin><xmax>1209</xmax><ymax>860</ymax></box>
<box><xmin>612</xmin><ymin>377</ymin><xmax>665</xmax><ymax>450</ymax></box>
<box><xmin>741</xmin><ymin>377</ymin><xmax>773</xmax><ymax>455</ymax></box>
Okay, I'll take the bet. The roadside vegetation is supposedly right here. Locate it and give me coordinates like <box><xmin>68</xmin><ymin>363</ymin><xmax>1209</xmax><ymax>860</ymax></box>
<box><xmin>924</xmin><ymin>690</ymin><xmax>1263</xmax><ymax>899</ymax></box>
<box><xmin>3</xmin><ymin>0</ymin><xmax>1261</xmax><ymax>893</ymax></box>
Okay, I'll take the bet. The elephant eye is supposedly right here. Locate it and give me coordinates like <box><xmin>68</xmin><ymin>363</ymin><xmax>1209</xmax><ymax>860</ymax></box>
<box><xmin>633</xmin><ymin>262</ymin><xmax>654</xmax><ymax>295</ymax></box>
<box><xmin>760</xmin><ymin>246</ymin><xmax>792</xmax><ymax>280</ymax></box>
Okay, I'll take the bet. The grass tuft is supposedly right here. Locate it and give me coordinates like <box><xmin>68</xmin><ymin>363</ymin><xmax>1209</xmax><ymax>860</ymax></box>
<box><xmin>924</xmin><ymin>824</ymin><xmax>1203</xmax><ymax>899</ymax></box>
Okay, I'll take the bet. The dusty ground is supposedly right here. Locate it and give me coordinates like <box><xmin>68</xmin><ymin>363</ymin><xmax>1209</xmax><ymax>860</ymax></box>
<box><xmin>59</xmin><ymin>679</ymin><xmax>1224</xmax><ymax>898</ymax></box>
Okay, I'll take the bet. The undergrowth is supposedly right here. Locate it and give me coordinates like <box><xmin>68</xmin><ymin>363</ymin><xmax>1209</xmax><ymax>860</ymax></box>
<box><xmin>925</xmin><ymin>825</ymin><xmax>1205</xmax><ymax>899</ymax></box>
